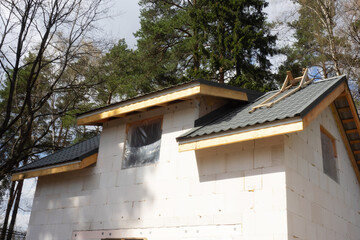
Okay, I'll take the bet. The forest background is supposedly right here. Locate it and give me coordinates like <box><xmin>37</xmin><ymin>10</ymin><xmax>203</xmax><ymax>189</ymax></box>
<box><xmin>1</xmin><ymin>0</ymin><xmax>360</xmax><ymax>234</ymax></box>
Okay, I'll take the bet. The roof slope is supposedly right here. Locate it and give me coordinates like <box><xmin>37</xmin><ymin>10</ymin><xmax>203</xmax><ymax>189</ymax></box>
<box><xmin>14</xmin><ymin>135</ymin><xmax>100</xmax><ymax>173</ymax></box>
<box><xmin>178</xmin><ymin>75</ymin><xmax>346</xmax><ymax>140</ymax></box>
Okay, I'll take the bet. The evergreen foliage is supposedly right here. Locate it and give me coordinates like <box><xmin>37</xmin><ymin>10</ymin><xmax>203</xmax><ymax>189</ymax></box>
<box><xmin>134</xmin><ymin>0</ymin><xmax>277</xmax><ymax>91</ymax></box>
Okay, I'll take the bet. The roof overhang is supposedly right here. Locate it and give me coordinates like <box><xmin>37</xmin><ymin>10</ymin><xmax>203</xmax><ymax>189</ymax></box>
<box><xmin>77</xmin><ymin>81</ymin><xmax>249</xmax><ymax>125</ymax></box>
<box><xmin>11</xmin><ymin>153</ymin><xmax>98</xmax><ymax>181</ymax></box>
<box><xmin>178</xmin><ymin>118</ymin><xmax>304</xmax><ymax>151</ymax></box>
<box><xmin>178</xmin><ymin>81</ymin><xmax>347</xmax><ymax>152</ymax></box>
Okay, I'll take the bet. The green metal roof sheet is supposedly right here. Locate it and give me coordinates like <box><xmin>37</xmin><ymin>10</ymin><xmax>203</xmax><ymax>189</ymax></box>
<box><xmin>13</xmin><ymin>135</ymin><xmax>100</xmax><ymax>173</ymax></box>
<box><xmin>177</xmin><ymin>75</ymin><xmax>347</xmax><ymax>141</ymax></box>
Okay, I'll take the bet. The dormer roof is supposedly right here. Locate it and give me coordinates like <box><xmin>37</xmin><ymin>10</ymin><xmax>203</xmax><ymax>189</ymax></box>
<box><xmin>77</xmin><ymin>80</ymin><xmax>262</xmax><ymax>125</ymax></box>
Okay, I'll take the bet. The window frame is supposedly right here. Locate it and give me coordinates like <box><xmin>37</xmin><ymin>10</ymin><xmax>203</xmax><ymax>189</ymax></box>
<box><xmin>320</xmin><ymin>125</ymin><xmax>339</xmax><ymax>182</ymax></box>
<box><xmin>122</xmin><ymin>115</ymin><xmax>163</xmax><ymax>169</ymax></box>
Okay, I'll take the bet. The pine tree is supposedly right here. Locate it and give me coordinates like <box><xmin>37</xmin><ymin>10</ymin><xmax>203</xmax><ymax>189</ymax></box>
<box><xmin>199</xmin><ymin>0</ymin><xmax>277</xmax><ymax>90</ymax></box>
<box><xmin>135</xmin><ymin>0</ymin><xmax>277</xmax><ymax>91</ymax></box>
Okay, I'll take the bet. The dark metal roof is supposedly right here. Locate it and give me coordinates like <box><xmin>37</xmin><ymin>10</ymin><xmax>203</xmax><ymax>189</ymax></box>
<box><xmin>14</xmin><ymin>135</ymin><xmax>100</xmax><ymax>173</ymax></box>
<box><xmin>77</xmin><ymin>79</ymin><xmax>263</xmax><ymax>118</ymax></box>
<box><xmin>178</xmin><ymin>75</ymin><xmax>347</xmax><ymax>141</ymax></box>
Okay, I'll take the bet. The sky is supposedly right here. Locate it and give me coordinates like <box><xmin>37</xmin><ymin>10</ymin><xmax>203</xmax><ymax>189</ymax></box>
<box><xmin>10</xmin><ymin>0</ymin><xmax>296</xmax><ymax>232</ymax></box>
<box><xmin>99</xmin><ymin>0</ymin><xmax>296</xmax><ymax>48</ymax></box>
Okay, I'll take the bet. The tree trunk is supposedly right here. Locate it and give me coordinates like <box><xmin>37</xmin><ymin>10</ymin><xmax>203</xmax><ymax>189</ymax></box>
<box><xmin>219</xmin><ymin>66</ymin><xmax>225</xmax><ymax>83</ymax></box>
<box><xmin>6</xmin><ymin>180</ymin><xmax>24</xmax><ymax>240</ymax></box>
<box><xmin>0</xmin><ymin>181</ymin><xmax>16</xmax><ymax>240</ymax></box>
<box><xmin>192</xmin><ymin>0</ymin><xmax>200</xmax><ymax>73</ymax></box>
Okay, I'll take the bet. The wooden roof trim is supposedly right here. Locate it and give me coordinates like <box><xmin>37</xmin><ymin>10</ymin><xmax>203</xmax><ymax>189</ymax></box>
<box><xmin>330</xmin><ymin>104</ymin><xmax>360</xmax><ymax>183</ymax></box>
<box><xmin>11</xmin><ymin>153</ymin><xmax>98</xmax><ymax>181</ymax></box>
<box><xmin>77</xmin><ymin>84</ymin><xmax>248</xmax><ymax>126</ymax></box>
<box><xmin>344</xmin><ymin>86</ymin><xmax>360</xmax><ymax>133</ymax></box>
<box><xmin>302</xmin><ymin>81</ymin><xmax>346</xmax><ymax>128</ymax></box>
<box><xmin>178</xmin><ymin>119</ymin><xmax>304</xmax><ymax>152</ymax></box>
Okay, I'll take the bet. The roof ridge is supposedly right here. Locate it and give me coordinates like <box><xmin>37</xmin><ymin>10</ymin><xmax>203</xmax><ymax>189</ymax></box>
<box><xmin>314</xmin><ymin>75</ymin><xmax>346</xmax><ymax>83</ymax></box>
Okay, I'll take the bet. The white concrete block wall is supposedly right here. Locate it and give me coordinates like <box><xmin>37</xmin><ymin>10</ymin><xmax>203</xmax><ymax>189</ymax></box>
<box><xmin>26</xmin><ymin>99</ymin><xmax>288</xmax><ymax>240</ymax></box>
<box><xmin>285</xmin><ymin>107</ymin><xmax>360</xmax><ymax>240</ymax></box>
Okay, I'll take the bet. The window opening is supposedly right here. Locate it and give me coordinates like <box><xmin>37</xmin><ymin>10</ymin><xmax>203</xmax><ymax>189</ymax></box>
<box><xmin>320</xmin><ymin>126</ymin><xmax>338</xmax><ymax>182</ymax></box>
<box><xmin>123</xmin><ymin>117</ymin><xmax>162</xmax><ymax>168</ymax></box>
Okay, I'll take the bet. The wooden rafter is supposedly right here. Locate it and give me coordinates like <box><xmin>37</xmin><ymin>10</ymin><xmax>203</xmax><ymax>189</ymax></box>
<box><xmin>330</xmin><ymin>104</ymin><xmax>360</xmax><ymax>183</ymax></box>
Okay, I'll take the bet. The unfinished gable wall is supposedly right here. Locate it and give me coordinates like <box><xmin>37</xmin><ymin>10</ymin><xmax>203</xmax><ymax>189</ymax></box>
<box><xmin>285</xmin><ymin>107</ymin><xmax>360</xmax><ymax>240</ymax></box>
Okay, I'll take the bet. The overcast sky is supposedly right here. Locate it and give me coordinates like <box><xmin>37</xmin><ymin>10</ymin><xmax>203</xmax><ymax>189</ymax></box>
<box><xmin>11</xmin><ymin>0</ymin><xmax>296</xmax><ymax>232</ymax></box>
<box><xmin>100</xmin><ymin>0</ymin><xmax>296</xmax><ymax>48</ymax></box>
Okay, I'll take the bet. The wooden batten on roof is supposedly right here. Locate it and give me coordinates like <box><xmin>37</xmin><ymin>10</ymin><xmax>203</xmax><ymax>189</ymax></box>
<box><xmin>77</xmin><ymin>81</ymin><xmax>249</xmax><ymax>126</ymax></box>
<box><xmin>11</xmin><ymin>153</ymin><xmax>98</xmax><ymax>181</ymax></box>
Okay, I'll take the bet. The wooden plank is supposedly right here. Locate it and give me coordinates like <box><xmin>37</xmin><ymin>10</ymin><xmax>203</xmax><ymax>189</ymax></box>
<box><xmin>330</xmin><ymin>104</ymin><xmax>360</xmax><ymax>184</ymax></box>
<box><xmin>199</xmin><ymin>84</ymin><xmax>248</xmax><ymax>102</ymax></box>
<box><xmin>80</xmin><ymin>153</ymin><xmax>98</xmax><ymax>168</ymax></box>
<box><xmin>11</xmin><ymin>153</ymin><xmax>98</xmax><ymax>181</ymax></box>
<box><xmin>350</xmin><ymin>140</ymin><xmax>360</xmax><ymax>144</ymax></box>
<box><xmin>346</xmin><ymin>129</ymin><xmax>358</xmax><ymax>134</ymax></box>
<box><xmin>354</xmin><ymin>150</ymin><xmax>360</xmax><ymax>155</ymax></box>
<box><xmin>337</xmin><ymin>107</ymin><xmax>351</xmax><ymax>112</ymax></box>
<box><xmin>77</xmin><ymin>84</ymin><xmax>248</xmax><ymax>125</ymax></box>
<box><xmin>302</xmin><ymin>82</ymin><xmax>346</xmax><ymax>128</ymax></box>
<box><xmin>342</xmin><ymin>118</ymin><xmax>354</xmax><ymax>123</ymax></box>
<box><xmin>178</xmin><ymin>120</ymin><xmax>304</xmax><ymax>152</ymax></box>
<box><xmin>344</xmin><ymin>87</ymin><xmax>360</xmax><ymax>135</ymax></box>
<box><xmin>77</xmin><ymin>86</ymin><xmax>201</xmax><ymax>125</ymax></box>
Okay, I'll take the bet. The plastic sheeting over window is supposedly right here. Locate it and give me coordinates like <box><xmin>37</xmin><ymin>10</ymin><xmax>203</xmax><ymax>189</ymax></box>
<box><xmin>321</xmin><ymin>128</ymin><xmax>338</xmax><ymax>182</ymax></box>
<box><xmin>123</xmin><ymin>117</ymin><xmax>162</xmax><ymax>168</ymax></box>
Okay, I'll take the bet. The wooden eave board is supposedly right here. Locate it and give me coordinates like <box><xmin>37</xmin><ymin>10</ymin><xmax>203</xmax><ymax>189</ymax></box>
<box><xmin>11</xmin><ymin>153</ymin><xmax>98</xmax><ymax>181</ymax></box>
<box><xmin>178</xmin><ymin>119</ymin><xmax>304</xmax><ymax>151</ymax></box>
<box><xmin>77</xmin><ymin>83</ymin><xmax>248</xmax><ymax>125</ymax></box>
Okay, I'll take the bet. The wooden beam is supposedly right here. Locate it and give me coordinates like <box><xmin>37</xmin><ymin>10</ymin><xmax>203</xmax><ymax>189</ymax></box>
<box><xmin>344</xmin><ymin>87</ymin><xmax>360</xmax><ymax>135</ymax></box>
<box><xmin>11</xmin><ymin>153</ymin><xmax>98</xmax><ymax>181</ymax></box>
<box><xmin>156</xmin><ymin>102</ymin><xmax>169</xmax><ymax>107</ymax></box>
<box><xmin>330</xmin><ymin>104</ymin><xmax>360</xmax><ymax>184</ymax></box>
<box><xmin>350</xmin><ymin>140</ymin><xmax>360</xmax><ymax>144</ymax></box>
<box><xmin>337</xmin><ymin>107</ymin><xmax>351</xmax><ymax>113</ymax></box>
<box><xmin>302</xmin><ymin>82</ymin><xmax>346</xmax><ymax>128</ymax></box>
<box><xmin>79</xmin><ymin>153</ymin><xmax>98</xmax><ymax>168</ymax></box>
<box><xmin>342</xmin><ymin>118</ymin><xmax>355</xmax><ymax>124</ymax></box>
<box><xmin>287</xmin><ymin>71</ymin><xmax>294</xmax><ymax>81</ymax></box>
<box><xmin>354</xmin><ymin>150</ymin><xmax>360</xmax><ymax>155</ymax></box>
<box><xmin>346</xmin><ymin>129</ymin><xmax>358</xmax><ymax>134</ymax></box>
<box><xmin>178</xmin><ymin>120</ymin><xmax>304</xmax><ymax>152</ymax></box>
<box><xmin>338</xmin><ymin>92</ymin><xmax>347</xmax><ymax>97</ymax></box>
<box><xmin>199</xmin><ymin>84</ymin><xmax>248</xmax><ymax>102</ymax></box>
<box><xmin>78</xmin><ymin>84</ymin><xmax>248</xmax><ymax>125</ymax></box>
